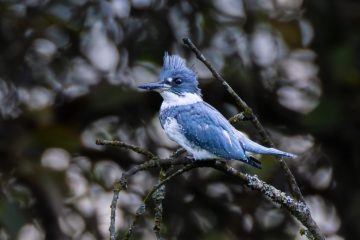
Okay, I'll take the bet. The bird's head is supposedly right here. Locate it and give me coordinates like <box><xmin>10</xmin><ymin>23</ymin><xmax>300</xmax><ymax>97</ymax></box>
<box><xmin>138</xmin><ymin>53</ymin><xmax>201</xmax><ymax>97</ymax></box>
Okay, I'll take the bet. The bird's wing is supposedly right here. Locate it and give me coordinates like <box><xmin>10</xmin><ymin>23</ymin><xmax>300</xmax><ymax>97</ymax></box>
<box><xmin>174</xmin><ymin>102</ymin><xmax>247</xmax><ymax>160</ymax></box>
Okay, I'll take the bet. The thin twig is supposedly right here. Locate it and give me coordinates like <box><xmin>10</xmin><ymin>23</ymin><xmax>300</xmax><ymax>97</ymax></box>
<box><xmin>96</xmin><ymin>139</ymin><xmax>156</xmax><ymax>159</ymax></box>
<box><xmin>143</xmin><ymin>164</ymin><xmax>197</xmax><ymax>203</ymax></box>
<box><xmin>153</xmin><ymin>169</ymin><xmax>166</xmax><ymax>239</ymax></box>
<box><xmin>182</xmin><ymin>37</ymin><xmax>305</xmax><ymax>202</ymax></box>
<box><xmin>108</xmin><ymin>157</ymin><xmax>193</xmax><ymax>239</ymax></box>
<box><xmin>110</xmin><ymin>181</ymin><xmax>123</xmax><ymax>240</ymax></box>
<box><xmin>182</xmin><ymin>38</ymin><xmax>255</xmax><ymax>120</ymax></box>
<box><xmin>123</xmin><ymin>203</ymin><xmax>146</xmax><ymax>240</ymax></box>
<box><xmin>122</xmin><ymin>164</ymin><xmax>198</xmax><ymax>240</ymax></box>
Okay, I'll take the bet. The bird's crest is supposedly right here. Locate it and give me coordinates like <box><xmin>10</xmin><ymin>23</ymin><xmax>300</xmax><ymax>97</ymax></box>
<box><xmin>160</xmin><ymin>52</ymin><xmax>201</xmax><ymax>95</ymax></box>
<box><xmin>162</xmin><ymin>52</ymin><xmax>191</xmax><ymax>72</ymax></box>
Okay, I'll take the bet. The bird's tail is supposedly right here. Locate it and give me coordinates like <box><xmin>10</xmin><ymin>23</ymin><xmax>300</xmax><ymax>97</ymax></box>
<box><xmin>236</xmin><ymin>131</ymin><xmax>297</xmax><ymax>159</ymax></box>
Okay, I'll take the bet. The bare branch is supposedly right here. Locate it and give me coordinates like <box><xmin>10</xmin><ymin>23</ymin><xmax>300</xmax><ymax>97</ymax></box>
<box><xmin>182</xmin><ymin>38</ymin><xmax>253</xmax><ymax>120</ymax></box>
<box><xmin>210</xmin><ymin>162</ymin><xmax>324</xmax><ymax>240</ymax></box>
<box><xmin>107</xmin><ymin>156</ymin><xmax>193</xmax><ymax>239</ymax></box>
<box><xmin>143</xmin><ymin>164</ymin><xmax>198</xmax><ymax>203</ymax></box>
<box><xmin>110</xmin><ymin>182</ymin><xmax>122</xmax><ymax>240</ymax></box>
<box><xmin>123</xmin><ymin>203</ymin><xmax>146</xmax><ymax>240</ymax></box>
<box><xmin>96</xmin><ymin>139</ymin><xmax>156</xmax><ymax>159</ymax></box>
<box><xmin>122</xmin><ymin>164</ymin><xmax>198</xmax><ymax>240</ymax></box>
<box><xmin>153</xmin><ymin>169</ymin><xmax>166</xmax><ymax>239</ymax></box>
<box><xmin>105</xmin><ymin>146</ymin><xmax>323</xmax><ymax>240</ymax></box>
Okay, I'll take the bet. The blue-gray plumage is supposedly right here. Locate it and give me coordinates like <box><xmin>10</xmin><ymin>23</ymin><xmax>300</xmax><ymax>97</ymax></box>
<box><xmin>138</xmin><ymin>53</ymin><xmax>297</xmax><ymax>169</ymax></box>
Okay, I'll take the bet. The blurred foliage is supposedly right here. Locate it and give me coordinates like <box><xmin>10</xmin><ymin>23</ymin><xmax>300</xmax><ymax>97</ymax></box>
<box><xmin>0</xmin><ymin>0</ymin><xmax>359</xmax><ymax>239</ymax></box>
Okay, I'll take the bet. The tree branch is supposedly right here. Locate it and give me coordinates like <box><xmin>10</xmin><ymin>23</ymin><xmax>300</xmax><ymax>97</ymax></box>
<box><xmin>152</xmin><ymin>169</ymin><xmax>166</xmax><ymax>239</ymax></box>
<box><xmin>96</xmin><ymin>139</ymin><xmax>156</xmax><ymax>160</ymax></box>
<box><xmin>109</xmin><ymin>181</ymin><xmax>122</xmax><ymax>240</ymax></box>
<box><xmin>210</xmin><ymin>162</ymin><xmax>324</xmax><ymax>240</ymax></box>
<box><xmin>106</xmin><ymin>148</ymin><xmax>323</xmax><ymax>240</ymax></box>
<box><xmin>122</xmin><ymin>203</ymin><xmax>146</xmax><ymax>240</ymax></box>
<box><xmin>102</xmin><ymin>149</ymin><xmax>193</xmax><ymax>240</ymax></box>
<box><xmin>122</xmin><ymin>164</ymin><xmax>199</xmax><ymax>240</ymax></box>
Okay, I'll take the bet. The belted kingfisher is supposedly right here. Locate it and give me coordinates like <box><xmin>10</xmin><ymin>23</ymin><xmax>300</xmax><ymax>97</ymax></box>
<box><xmin>138</xmin><ymin>53</ymin><xmax>296</xmax><ymax>169</ymax></box>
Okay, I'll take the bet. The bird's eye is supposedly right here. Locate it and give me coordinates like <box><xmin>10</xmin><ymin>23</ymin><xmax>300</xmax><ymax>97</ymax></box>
<box><xmin>174</xmin><ymin>78</ymin><xmax>182</xmax><ymax>85</ymax></box>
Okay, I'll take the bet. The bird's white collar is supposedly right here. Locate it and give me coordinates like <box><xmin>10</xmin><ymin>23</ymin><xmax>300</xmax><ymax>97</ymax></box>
<box><xmin>160</xmin><ymin>91</ymin><xmax>203</xmax><ymax>110</ymax></box>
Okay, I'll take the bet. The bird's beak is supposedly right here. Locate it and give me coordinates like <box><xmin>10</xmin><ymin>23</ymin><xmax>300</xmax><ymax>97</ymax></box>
<box><xmin>138</xmin><ymin>81</ymin><xmax>170</xmax><ymax>92</ymax></box>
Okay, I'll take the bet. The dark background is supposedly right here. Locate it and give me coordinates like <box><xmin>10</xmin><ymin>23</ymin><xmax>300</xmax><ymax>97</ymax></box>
<box><xmin>0</xmin><ymin>0</ymin><xmax>359</xmax><ymax>239</ymax></box>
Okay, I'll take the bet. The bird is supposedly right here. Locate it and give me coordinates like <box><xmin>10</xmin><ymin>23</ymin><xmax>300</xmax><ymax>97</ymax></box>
<box><xmin>138</xmin><ymin>53</ymin><xmax>297</xmax><ymax>169</ymax></box>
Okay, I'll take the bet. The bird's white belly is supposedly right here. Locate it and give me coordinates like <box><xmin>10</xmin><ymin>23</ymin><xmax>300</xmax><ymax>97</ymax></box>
<box><xmin>163</xmin><ymin>117</ymin><xmax>217</xmax><ymax>159</ymax></box>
